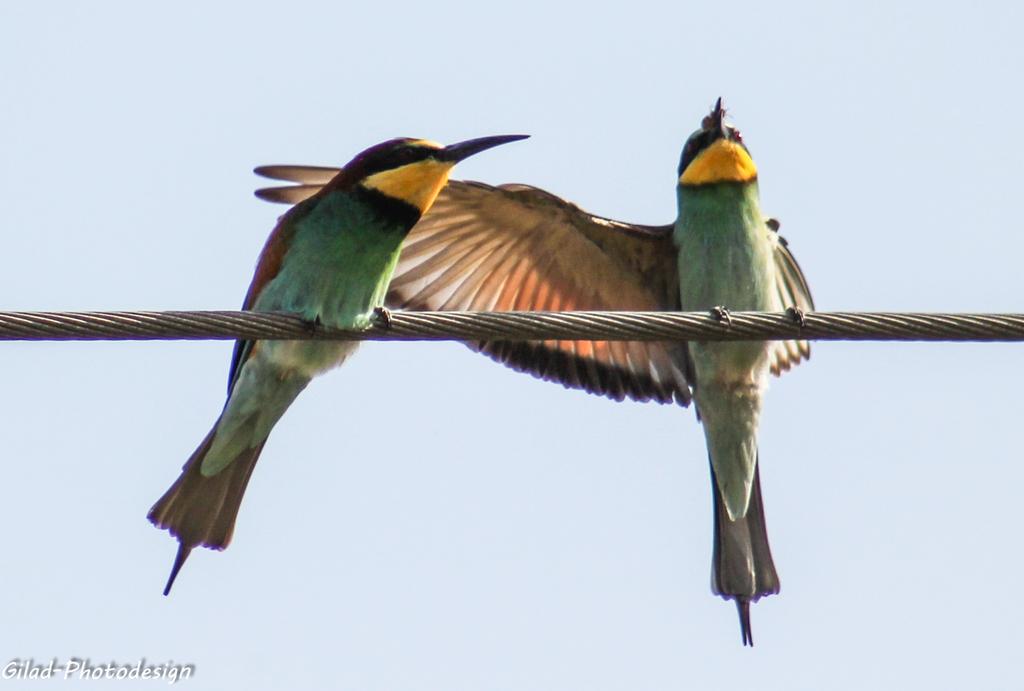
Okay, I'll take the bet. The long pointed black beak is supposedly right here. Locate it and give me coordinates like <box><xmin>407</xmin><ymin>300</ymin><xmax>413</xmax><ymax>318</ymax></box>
<box><xmin>441</xmin><ymin>134</ymin><xmax>529</xmax><ymax>163</ymax></box>
<box><xmin>703</xmin><ymin>97</ymin><xmax>727</xmax><ymax>138</ymax></box>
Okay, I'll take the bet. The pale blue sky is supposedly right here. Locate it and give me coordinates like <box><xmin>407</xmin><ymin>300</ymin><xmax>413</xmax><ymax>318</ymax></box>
<box><xmin>2</xmin><ymin>2</ymin><xmax>1023</xmax><ymax>689</ymax></box>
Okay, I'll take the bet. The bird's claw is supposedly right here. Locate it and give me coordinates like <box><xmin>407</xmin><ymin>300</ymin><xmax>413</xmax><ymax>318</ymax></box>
<box><xmin>373</xmin><ymin>306</ymin><xmax>393</xmax><ymax>329</ymax></box>
<box><xmin>711</xmin><ymin>306</ymin><xmax>732</xmax><ymax>326</ymax></box>
<box><xmin>786</xmin><ymin>306</ymin><xmax>806</xmax><ymax>328</ymax></box>
<box><xmin>302</xmin><ymin>315</ymin><xmax>322</xmax><ymax>336</ymax></box>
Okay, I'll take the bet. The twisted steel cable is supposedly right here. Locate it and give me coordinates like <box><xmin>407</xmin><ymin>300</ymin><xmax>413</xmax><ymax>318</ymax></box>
<box><xmin>1</xmin><ymin>309</ymin><xmax>1024</xmax><ymax>342</ymax></box>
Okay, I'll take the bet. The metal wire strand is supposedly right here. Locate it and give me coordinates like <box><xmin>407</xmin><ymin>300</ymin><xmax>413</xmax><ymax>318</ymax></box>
<box><xmin>2</xmin><ymin>310</ymin><xmax>1024</xmax><ymax>342</ymax></box>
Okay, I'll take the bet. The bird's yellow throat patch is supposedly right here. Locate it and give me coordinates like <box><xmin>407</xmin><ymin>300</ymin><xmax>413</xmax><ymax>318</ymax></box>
<box><xmin>361</xmin><ymin>159</ymin><xmax>454</xmax><ymax>213</ymax></box>
<box><xmin>680</xmin><ymin>139</ymin><xmax>758</xmax><ymax>186</ymax></box>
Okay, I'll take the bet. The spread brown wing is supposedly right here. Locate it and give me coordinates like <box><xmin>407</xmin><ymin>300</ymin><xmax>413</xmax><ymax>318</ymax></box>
<box><xmin>766</xmin><ymin>221</ymin><xmax>815</xmax><ymax>375</ymax></box>
<box><xmin>393</xmin><ymin>181</ymin><xmax>691</xmax><ymax>405</ymax></box>
<box><xmin>255</xmin><ymin>167</ymin><xmax>692</xmax><ymax>405</ymax></box>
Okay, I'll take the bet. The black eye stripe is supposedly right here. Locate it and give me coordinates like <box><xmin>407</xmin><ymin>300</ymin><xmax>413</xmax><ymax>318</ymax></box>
<box><xmin>678</xmin><ymin>130</ymin><xmax>715</xmax><ymax>175</ymax></box>
<box><xmin>390</xmin><ymin>147</ymin><xmax>415</xmax><ymax>165</ymax></box>
<box><xmin>361</xmin><ymin>145</ymin><xmax>436</xmax><ymax>177</ymax></box>
<box><xmin>677</xmin><ymin>127</ymin><xmax>747</xmax><ymax>176</ymax></box>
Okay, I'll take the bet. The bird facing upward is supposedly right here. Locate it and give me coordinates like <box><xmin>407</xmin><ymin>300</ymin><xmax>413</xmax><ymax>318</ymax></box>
<box><xmin>148</xmin><ymin>134</ymin><xmax>527</xmax><ymax>595</ymax></box>
<box><xmin>254</xmin><ymin>102</ymin><xmax>812</xmax><ymax>645</ymax></box>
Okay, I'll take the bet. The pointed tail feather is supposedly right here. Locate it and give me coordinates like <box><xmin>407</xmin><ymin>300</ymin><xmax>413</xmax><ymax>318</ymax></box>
<box><xmin>710</xmin><ymin>458</ymin><xmax>779</xmax><ymax>646</ymax></box>
<box><xmin>148</xmin><ymin>426</ymin><xmax>265</xmax><ymax>594</ymax></box>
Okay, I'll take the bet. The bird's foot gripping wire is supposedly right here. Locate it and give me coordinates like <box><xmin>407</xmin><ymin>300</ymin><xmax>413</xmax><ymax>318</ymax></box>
<box><xmin>711</xmin><ymin>306</ymin><xmax>733</xmax><ymax>326</ymax></box>
<box><xmin>302</xmin><ymin>315</ymin><xmax>323</xmax><ymax>336</ymax></box>
<box><xmin>786</xmin><ymin>306</ymin><xmax>806</xmax><ymax>328</ymax></box>
<box><xmin>373</xmin><ymin>306</ymin><xmax>393</xmax><ymax>329</ymax></box>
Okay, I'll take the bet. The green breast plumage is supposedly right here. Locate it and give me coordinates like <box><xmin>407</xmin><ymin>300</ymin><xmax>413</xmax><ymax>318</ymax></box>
<box><xmin>674</xmin><ymin>181</ymin><xmax>777</xmax><ymax>381</ymax></box>
<box><xmin>242</xmin><ymin>188</ymin><xmax>408</xmax><ymax>380</ymax></box>
<box><xmin>673</xmin><ymin>182</ymin><xmax>775</xmax><ymax>310</ymax></box>
<box><xmin>256</xmin><ymin>189</ymin><xmax>409</xmax><ymax>329</ymax></box>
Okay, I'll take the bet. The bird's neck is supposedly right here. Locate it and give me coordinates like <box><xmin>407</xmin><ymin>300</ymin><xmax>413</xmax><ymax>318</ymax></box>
<box><xmin>672</xmin><ymin>181</ymin><xmax>763</xmax><ymax>246</ymax></box>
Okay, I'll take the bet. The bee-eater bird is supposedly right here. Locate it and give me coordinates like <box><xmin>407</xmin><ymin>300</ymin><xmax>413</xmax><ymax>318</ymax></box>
<box><xmin>149</xmin><ymin>134</ymin><xmax>528</xmax><ymax>596</ymax></box>
<box><xmin>254</xmin><ymin>101</ymin><xmax>812</xmax><ymax>645</ymax></box>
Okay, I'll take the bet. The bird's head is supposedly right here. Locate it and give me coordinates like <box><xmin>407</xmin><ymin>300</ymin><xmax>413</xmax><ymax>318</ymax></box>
<box><xmin>677</xmin><ymin>98</ymin><xmax>757</xmax><ymax>188</ymax></box>
<box><xmin>341</xmin><ymin>135</ymin><xmax>528</xmax><ymax>216</ymax></box>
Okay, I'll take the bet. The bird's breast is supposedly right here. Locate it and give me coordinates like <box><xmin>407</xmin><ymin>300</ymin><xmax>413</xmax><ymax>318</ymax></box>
<box><xmin>674</xmin><ymin>184</ymin><xmax>776</xmax><ymax>380</ymax></box>
<box><xmin>674</xmin><ymin>220</ymin><xmax>775</xmax><ymax>312</ymax></box>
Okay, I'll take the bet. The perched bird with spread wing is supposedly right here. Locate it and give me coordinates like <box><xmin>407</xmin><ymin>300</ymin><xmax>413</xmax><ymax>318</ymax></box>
<box><xmin>149</xmin><ymin>134</ymin><xmax>527</xmax><ymax>595</ymax></box>
<box><xmin>254</xmin><ymin>101</ymin><xmax>812</xmax><ymax>645</ymax></box>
